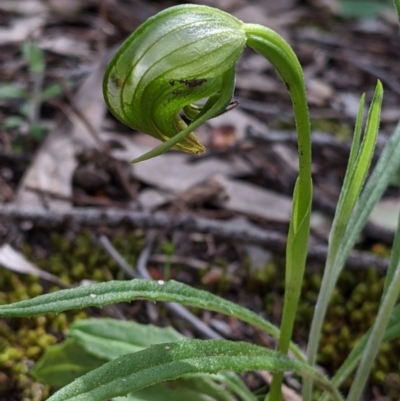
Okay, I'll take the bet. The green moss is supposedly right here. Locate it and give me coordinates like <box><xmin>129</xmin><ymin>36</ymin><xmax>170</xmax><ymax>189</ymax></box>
<box><xmin>0</xmin><ymin>230</ymin><xmax>144</xmax><ymax>400</ymax></box>
<box><xmin>2</xmin><ymin>229</ymin><xmax>399</xmax><ymax>399</ymax></box>
<box><xmin>311</xmin><ymin>119</ymin><xmax>352</xmax><ymax>140</ymax></box>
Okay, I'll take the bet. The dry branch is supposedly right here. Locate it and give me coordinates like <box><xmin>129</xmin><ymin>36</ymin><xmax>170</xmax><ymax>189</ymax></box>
<box><xmin>0</xmin><ymin>205</ymin><xmax>388</xmax><ymax>272</ymax></box>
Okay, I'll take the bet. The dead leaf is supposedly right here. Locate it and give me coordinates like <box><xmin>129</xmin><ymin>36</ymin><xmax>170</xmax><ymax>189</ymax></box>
<box><xmin>369</xmin><ymin>198</ymin><xmax>400</xmax><ymax>232</ymax></box>
<box><xmin>212</xmin><ymin>175</ymin><xmax>292</xmax><ymax>223</ymax></box>
<box><xmin>236</xmin><ymin>72</ymin><xmax>280</xmax><ymax>93</ymax></box>
<box><xmin>132</xmin><ymin>153</ymin><xmax>251</xmax><ymax>194</ymax></box>
<box><xmin>15</xmin><ymin>52</ymin><xmax>109</xmax><ymax>210</ymax></box>
<box><xmin>306</xmin><ymin>78</ymin><xmax>334</xmax><ymax>106</ymax></box>
<box><xmin>39</xmin><ymin>36</ymin><xmax>92</xmax><ymax>59</ymax></box>
<box><xmin>0</xmin><ymin>16</ymin><xmax>45</xmax><ymax>45</ymax></box>
<box><xmin>0</xmin><ymin>244</ymin><xmax>66</xmax><ymax>286</ymax></box>
<box><xmin>332</xmin><ymin>92</ymin><xmax>361</xmax><ymax>118</ymax></box>
<box><xmin>48</xmin><ymin>0</ymin><xmax>92</xmax><ymax>16</ymax></box>
<box><xmin>207</xmin><ymin>107</ymin><xmax>269</xmax><ymax>142</ymax></box>
<box><xmin>0</xmin><ymin>0</ymin><xmax>48</xmax><ymax>14</ymax></box>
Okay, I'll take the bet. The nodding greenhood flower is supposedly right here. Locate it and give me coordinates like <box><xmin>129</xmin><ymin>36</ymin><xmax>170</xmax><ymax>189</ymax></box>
<box><xmin>103</xmin><ymin>9</ymin><xmax>314</xmax><ymax>394</ymax></box>
<box><xmin>103</xmin><ymin>4</ymin><xmax>311</xmax><ymax>168</ymax></box>
<box><xmin>103</xmin><ymin>5</ymin><xmax>245</xmax><ymax>162</ymax></box>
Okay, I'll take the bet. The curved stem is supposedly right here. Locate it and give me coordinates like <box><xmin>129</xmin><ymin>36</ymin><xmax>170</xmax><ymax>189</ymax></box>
<box><xmin>244</xmin><ymin>24</ymin><xmax>312</xmax><ymax>401</ymax></box>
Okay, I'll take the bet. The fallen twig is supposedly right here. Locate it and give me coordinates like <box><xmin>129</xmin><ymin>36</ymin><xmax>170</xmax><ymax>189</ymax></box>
<box><xmin>98</xmin><ymin>233</ymin><xmax>223</xmax><ymax>339</ymax></box>
<box><xmin>0</xmin><ymin>205</ymin><xmax>389</xmax><ymax>271</ymax></box>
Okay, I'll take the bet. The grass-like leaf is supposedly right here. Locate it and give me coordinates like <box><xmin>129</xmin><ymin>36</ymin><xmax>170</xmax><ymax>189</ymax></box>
<box><xmin>394</xmin><ymin>0</ymin><xmax>400</xmax><ymax>21</ymax></box>
<box><xmin>303</xmin><ymin>81</ymin><xmax>383</xmax><ymax>401</ymax></box>
<box><xmin>46</xmin><ymin>340</ymin><xmax>342</xmax><ymax>401</ymax></box>
<box><xmin>0</xmin><ymin>279</ymin><xmax>304</xmax><ymax>360</ymax></box>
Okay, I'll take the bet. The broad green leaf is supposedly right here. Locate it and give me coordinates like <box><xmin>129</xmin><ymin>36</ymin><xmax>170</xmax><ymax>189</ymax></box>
<box><xmin>37</xmin><ymin>319</ymin><xmax>237</xmax><ymax>401</ymax></box>
<box><xmin>46</xmin><ymin>340</ymin><xmax>342</xmax><ymax>401</ymax></box>
<box><xmin>33</xmin><ymin>339</ymin><xmax>106</xmax><ymax>387</ymax></box>
<box><xmin>70</xmin><ymin>318</ymin><xmax>184</xmax><ymax>361</ymax></box>
<box><xmin>0</xmin><ymin>84</ymin><xmax>28</xmax><ymax>99</ymax></box>
<box><xmin>0</xmin><ymin>279</ymin><xmax>304</xmax><ymax>361</ymax></box>
<box><xmin>71</xmin><ymin>320</ymin><xmax>250</xmax><ymax>401</ymax></box>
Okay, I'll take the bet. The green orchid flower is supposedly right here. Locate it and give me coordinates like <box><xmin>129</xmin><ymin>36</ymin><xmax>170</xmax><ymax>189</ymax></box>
<box><xmin>103</xmin><ymin>5</ymin><xmax>245</xmax><ymax>160</ymax></box>
<box><xmin>103</xmin><ymin>7</ymin><xmax>313</xmax><ymax>399</ymax></box>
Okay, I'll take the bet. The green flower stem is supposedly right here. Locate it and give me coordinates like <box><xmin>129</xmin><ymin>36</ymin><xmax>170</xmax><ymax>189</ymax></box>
<box><xmin>103</xmin><ymin>7</ymin><xmax>313</xmax><ymax>399</ymax></box>
<box><xmin>244</xmin><ymin>24</ymin><xmax>312</xmax><ymax>401</ymax></box>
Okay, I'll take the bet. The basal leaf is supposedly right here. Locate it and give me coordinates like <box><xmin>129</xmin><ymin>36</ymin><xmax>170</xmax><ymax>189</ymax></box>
<box><xmin>33</xmin><ymin>339</ymin><xmax>106</xmax><ymax>387</ymax></box>
<box><xmin>0</xmin><ymin>279</ymin><xmax>304</xmax><ymax>360</ymax></box>
<box><xmin>46</xmin><ymin>340</ymin><xmax>342</xmax><ymax>401</ymax></box>
<box><xmin>112</xmin><ymin>381</ymin><xmax>221</xmax><ymax>401</ymax></box>
<box><xmin>70</xmin><ymin>318</ymin><xmax>183</xmax><ymax>361</ymax></box>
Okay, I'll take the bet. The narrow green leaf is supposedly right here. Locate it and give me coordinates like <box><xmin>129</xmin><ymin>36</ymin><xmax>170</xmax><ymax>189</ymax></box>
<box><xmin>46</xmin><ymin>340</ymin><xmax>342</xmax><ymax>401</ymax></box>
<box><xmin>340</xmin><ymin>93</ymin><xmax>365</xmax><ymax>198</ymax></box>
<box><xmin>332</xmin><ymin>81</ymin><xmax>382</xmax><ymax>251</ymax></box>
<box><xmin>395</xmin><ymin>0</ymin><xmax>400</xmax><ymax>21</ymax></box>
<box><xmin>33</xmin><ymin>339</ymin><xmax>106</xmax><ymax>387</ymax></box>
<box><xmin>304</xmin><ymin>82</ymin><xmax>383</xmax><ymax>401</ymax></box>
<box><xmin>0</xmin><ymin>279</ymin><xmax>305</xmax><ymax>361</ymax></box>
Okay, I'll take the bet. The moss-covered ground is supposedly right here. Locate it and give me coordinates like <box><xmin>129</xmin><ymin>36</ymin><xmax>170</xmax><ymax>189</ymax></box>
<box><xmin>0</xmin><ymin>231</ymin><xmax>399</xmax><ymax>400</ymax></box>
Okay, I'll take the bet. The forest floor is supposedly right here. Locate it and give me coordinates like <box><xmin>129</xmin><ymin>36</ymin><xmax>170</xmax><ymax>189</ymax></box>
<box><xmin>0</xmin><ymin>0</ymin><xmax>400</xmax><ymax>400</ymax></box>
